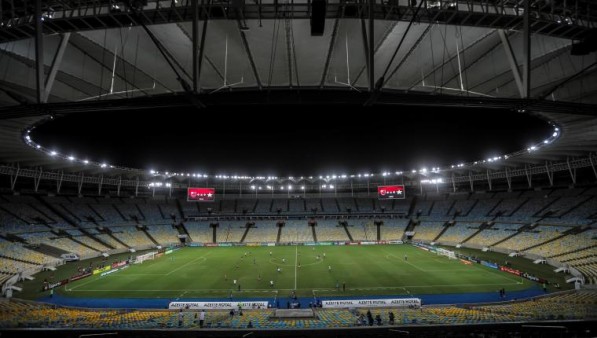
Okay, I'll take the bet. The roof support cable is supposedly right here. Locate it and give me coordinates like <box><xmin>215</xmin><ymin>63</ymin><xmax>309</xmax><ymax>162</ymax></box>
<box><xmin>125</xmin><ymin>0</ymin><xmax>204</xmax><ymax>108</ymax></box>
<box><xmin>210</xmin><ymin>35</ymin><xmax>244</xmax><ymax>94</ymax></box>
<box><xmin>364</xmin><ymin>0</ymin><xmax>424</xmax><ymax>106</ymax></box>
<box><xmin>98</xmin><ymin>29</ymin><xmax>108</xmax><ymax>99</ymax></box>
<box><xmin>435</xmin><ymin>24</ymin><xmax>454</xmax><ymax>95</ymax></box>
<box><xmin>458</xmin><ymin>26</ymin><xmax>470</xmax><ymax>97</ymax></box>
<box><xmin>429</xmin><ymin>24</ymin><xmax>436</xmax><ymax>89</ymax></box>
<box><xmin>117</xmin><ymin>26</ymin><xmax>133</xmax><ymax>96</ymax></box>
<box><xmin>284</xmin><ymin>4</ymin><xmax>293</xmax><ymax>88</ymax></box>
<box><xmin>538</xmin><ymin>60</ymin><xmax>597</xmax><ymax>100</ymax></box>
<box><xmin>334</xmin><ymin>33</ymin><xmax>360</xmax><ymax>92</ymax></box>
<box><xmin>267</xmin><ymin>11</ymin><xmax>282</xmax><ymax>88</ymax></box>
<box><xmin>289</xmin><ymin>3</ymin><xmax>300</xmax><ymax>89</ymax></box>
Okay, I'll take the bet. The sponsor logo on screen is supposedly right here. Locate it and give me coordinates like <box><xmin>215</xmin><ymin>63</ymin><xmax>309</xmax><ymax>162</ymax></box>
<box><xmin>378</xmin><ymin>185</ymin><xmax>405</xmax><ymax>199</ymax></box>
<box><xmin>187</xmin><ymin>187</ymin><xmax>215</xmax><ymax>202</ymax></box>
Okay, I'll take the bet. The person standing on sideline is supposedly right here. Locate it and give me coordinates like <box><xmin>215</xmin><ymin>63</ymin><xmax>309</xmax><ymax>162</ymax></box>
<box><xmin>199</xmin><ymin>310</ymin><xmax>205</xmax><ymax>328</ymax></box>
<box><xmin>178</xmin><ymin>310</ymin><xmax>184</xmax><ymax>327</ymax></box>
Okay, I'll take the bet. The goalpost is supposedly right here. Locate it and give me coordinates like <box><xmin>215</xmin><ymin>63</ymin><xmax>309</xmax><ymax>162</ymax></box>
<box><xmin>134</xmin><ymin>251</ymin><xmax>157</xmax><ymax>264</ymax></box>
<box><xmin>436</xmin><ymin>247</ymin><xmax>457</xmax><ymax>260</ymax></box>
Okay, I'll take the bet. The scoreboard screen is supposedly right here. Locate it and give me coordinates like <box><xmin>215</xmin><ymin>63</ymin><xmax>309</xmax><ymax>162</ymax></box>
<box><xmin>377</xmin><ymin>185</ymin><xmax>405</xmax><ymax>200</ymax></box>
<box><xmin>187</xmin><ymin>188</ymin><xmax>215</xmax><ymax>202</ymax></box>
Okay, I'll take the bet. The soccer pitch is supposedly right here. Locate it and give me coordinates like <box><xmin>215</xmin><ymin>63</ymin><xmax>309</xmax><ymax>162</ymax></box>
<box><xmin>61</xmin><ymin>245</ymin><xmax>534</xmax><ymax>298</ymax></box>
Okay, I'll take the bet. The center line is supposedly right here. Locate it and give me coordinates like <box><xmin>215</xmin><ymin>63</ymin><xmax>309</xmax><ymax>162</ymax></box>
<box><xmin>294</xmin><ymin>245</ymin><xmax>298</xmax><ymax>290</ymax></box>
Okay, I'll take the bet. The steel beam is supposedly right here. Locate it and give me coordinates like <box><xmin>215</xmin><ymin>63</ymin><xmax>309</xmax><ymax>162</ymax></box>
<box><xmin>43</xmin><ymin>32</ymin><xmax>71</xmax><ymax>103</ymax></box>
<box><xmin>34</xmin><ymin>0</ymin><xmax>44</xmax><ymax>104</ymax></box>
<box><xmin>192</xmin><ymin>0</ymin><xmax>199</xmax><ymax>92</ymax></box>
<box><xmin>319</xmin><ymin>15</ymin><xmax>341</xmax><ymax>88</ymax></box>
<box><xmin>368</xmin><ymin>0</ymin><xmax>374</xmax><ymax>92</ymax></box>
<box><xmin>523</xmin><ymin>0</ymin><xmax>531</xmax><ymax>98</ymax></box>
<box><xmin>498</xmin><ymin>29</ymin><xmax>524</xmax><ymax>98</ymax></box>
<box><xmin>238</xmin><ymin>18</ymin><xmax>262</xmax><ymax>90</ymax></box>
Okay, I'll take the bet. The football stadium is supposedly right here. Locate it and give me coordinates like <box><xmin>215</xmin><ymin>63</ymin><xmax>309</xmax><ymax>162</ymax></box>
<box><xmin>1</xmin><ymin>0</ymin><xmax>597</xmax><ymax>337</ymax></box>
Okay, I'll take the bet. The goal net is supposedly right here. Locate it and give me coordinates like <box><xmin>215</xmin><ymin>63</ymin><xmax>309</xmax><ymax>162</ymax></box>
<box><xmin>134</xmin><ymin>251</ymin><xmax>157</xmax><ymax>264</ymax></box>
<box><xmin>436</xmin><ymin>247</ymin><xmax>457</xmax><ymax>260</ymax></box>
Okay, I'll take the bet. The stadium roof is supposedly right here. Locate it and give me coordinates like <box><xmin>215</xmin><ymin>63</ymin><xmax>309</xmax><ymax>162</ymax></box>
<box><xmin>0</xmin><ymin>0</ymin><xmax>596</xmax><ymax>181</ymax></box>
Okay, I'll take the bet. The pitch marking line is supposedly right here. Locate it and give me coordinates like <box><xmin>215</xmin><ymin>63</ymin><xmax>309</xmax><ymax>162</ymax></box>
<box><xmin>268</xmin><ymin>257</ymin><xmax>322</xmax><ymax>268</ymax></box>
<box><xmin>165</xmin><ymin>252</ymin><xmax>212</xmax><ymax>276</ymax></box>
<box><xmin>294</xmin><ymin>245</ymin><xmax>298</xmax><ymax>290</ymax></box>
<box><xmin>65</xmin><ymin>288</ymin><xmax>299</xmax><ymax>292</ymax></box>
<box><xmin>383</xmin><ymin>249</ymin><xmax>523</xmax><ymax>284</ymax></box>
<box><xmin>109</xmin><ymin>273</ymin><xmax>166</xmax><ymax>276</ymax></box>
<box><xmin>469</xmin><ymin>263</ymin><xmax>522</xmax><ymax>284</ymax></box>
<box><xmin>69</xmin><ymin>252</ymin><xmax>212</xmax><ymax>291</ymax></box>
<box><xmin>66</xmin><ymin>280</ymin><xmax>522</xmax><ymax>293</ymax></box>
<box><xmin>382</xmin><ymin>250</ymin><xmax>428</xmax><ymax>272</ymax></box>
<box><xmin>68</xmin><ymin>275</ymin><xmax>100</xmax><ymax>291</ymax></box>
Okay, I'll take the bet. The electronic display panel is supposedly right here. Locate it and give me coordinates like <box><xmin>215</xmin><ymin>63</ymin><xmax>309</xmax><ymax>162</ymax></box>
<box><xmin>187</xmin><ymin>187</ymin><xmax>215</xmax><ymax>202</ymax></box>
<box><xmin>377</xmin><ymin>185</ymin><xmax>405</xmax><ymax>200</ymax></box>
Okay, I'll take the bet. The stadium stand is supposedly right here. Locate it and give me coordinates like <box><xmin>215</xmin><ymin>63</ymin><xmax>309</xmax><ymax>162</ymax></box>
<box><xmin>243</xmin><ymin>221</ymin><xmax>278</xmax><ymax>243</ymax></box>
<box><xmin>183</xmin><ymin>222</ymin><xmax>213</xmax><ymax>243</ymax></box>
<box><xmin>0</xmin><ymin>290</ymin><xmax>594</xmax><ymax>329</ymax></box>
<box><xmin>436</xmin><ymin>222</ymin><xmax>482</xmax><ymax>244</ymax></box>
<box><xmin>380</xmin><ymin>219</ymin><xmax>409</xmax><ymax>240</ymax></box>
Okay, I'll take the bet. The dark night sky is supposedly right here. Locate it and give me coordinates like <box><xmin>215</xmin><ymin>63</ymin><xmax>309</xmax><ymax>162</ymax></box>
<box><xmin>31</xmin><ymin>105</ymin><xmax>552</xmax><ymax>177</ymax></box>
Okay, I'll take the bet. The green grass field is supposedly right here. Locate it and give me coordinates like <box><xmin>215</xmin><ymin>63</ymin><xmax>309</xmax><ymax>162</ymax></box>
<box><xmin>22</xmin><ymin>244</ymin><xmax>563</xmax><ymax>299</ymax></box>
